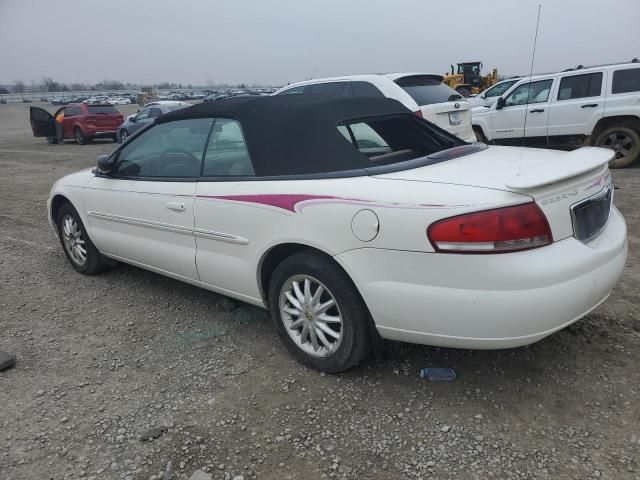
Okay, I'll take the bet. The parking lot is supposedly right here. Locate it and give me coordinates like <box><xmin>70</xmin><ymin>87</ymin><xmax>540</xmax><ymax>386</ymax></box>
<box><xmin>0</xmin><ymin>101</ymin><xmax>638</xmax><ymax>479</ymax></box>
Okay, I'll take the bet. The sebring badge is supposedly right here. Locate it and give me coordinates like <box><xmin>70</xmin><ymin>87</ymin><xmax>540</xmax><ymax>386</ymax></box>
<box><xmin>540</xmin><ymin>190</ymin><xmax>578</xmax><ymax>206</ymax></box>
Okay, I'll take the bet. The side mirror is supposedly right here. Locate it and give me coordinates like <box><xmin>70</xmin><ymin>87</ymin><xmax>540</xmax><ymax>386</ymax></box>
<box><xmin>96</xmin><ymin>154</ymin><xmax>112</xmax><ymax>174</ymax></box>
<box><xmin>496</xmin><ymin>97</ymin><xmax>506</xmax><ymax>110</ymax></box>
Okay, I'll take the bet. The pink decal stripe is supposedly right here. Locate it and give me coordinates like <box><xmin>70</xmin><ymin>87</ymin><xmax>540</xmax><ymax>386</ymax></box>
<box><xmin>197</xmin><ymin>194</ymin><xmax>337</xmax><ymax>212</ymax></box>
<box><xmin>196</xmin><ymin>194</ymin><xmax>462</xmax><ymax>212</ymax></box>
<box><xmin>586</xmin><ymin>172</ymin><xmax>611</xmax><ymax>190</ymax></box>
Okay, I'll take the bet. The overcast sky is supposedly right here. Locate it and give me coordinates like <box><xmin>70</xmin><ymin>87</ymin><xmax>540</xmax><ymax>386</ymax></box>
<box><xmin>1</xmin><ymin>0</ymin><xmax>638</xmax><ymax>87</ymax></box>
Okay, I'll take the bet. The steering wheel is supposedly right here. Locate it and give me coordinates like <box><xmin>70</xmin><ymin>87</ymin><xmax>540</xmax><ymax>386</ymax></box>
<box><xmin>158</xmin><ymin>148</ymin><xmax>200</xmax><ymax>176</ymax></box>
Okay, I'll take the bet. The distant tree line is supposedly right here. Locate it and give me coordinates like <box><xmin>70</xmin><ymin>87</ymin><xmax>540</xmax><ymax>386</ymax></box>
<box><xmin>1</xmin><ymin>77</ymin><xmax>264</xmax><ymax>94</ymax></box>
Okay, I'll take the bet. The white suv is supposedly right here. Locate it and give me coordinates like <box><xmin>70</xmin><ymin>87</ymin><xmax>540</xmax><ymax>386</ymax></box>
<box><xmin>273</xmin><ymin>73</ymin><xmax>475</xmax><ymax>142</ymax></box>
<box><xmin>472</xmin><ymin>62</ymin><xmax>640</xmax><ymax>168</ymax></box>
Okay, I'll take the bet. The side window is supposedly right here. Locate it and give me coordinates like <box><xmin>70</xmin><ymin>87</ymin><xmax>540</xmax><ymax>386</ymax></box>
<box><xmin>557</xmin><ymin>73</ymin><xmax>603</xmax><ymax>100</ymax></box>
<box><xmin>351</xmin><ymin>81</ymin><xmax>385</xmax><ymax>98</ymax></box>
<box><xmin>504</xmin><ymin>79</ymin><xmax>553</xmax><ymax>107</ymax></box>
<box><xmin>149</xmin><ymin>108</ymin><xmax>163</xmax><ymax>118</ymax></box>
<box><xmin>612</xmin><ymin>68</ymin><xmax>640</xmax><ymax>94</ymax></box>
<box><xmin>32</xmin><ymin>108</ymin><xmax>52</xmax><ymax>122</ymax></box>
<box><xmin>112</xmin><ymin>118</ymin><xmax>213</xmax><ymax>178</ymax></box>
<box><xmin>136</xmin><ymin>108</ymin><xmax>150</xmax><ymax>121</ymax></box>
<box><xmin>278</xmin><ymin>85</ymin><xmax>305</xmax><ymax>95</ymax></box>
<box><xmin>307</xmin><ymin>82</ymin><xmax>349</xmax><ymax>95</ymax></box>
<box><xmin>202</xmin><ymin>118</ymin><xmax>254</xmax><ymax>177</ymax></box>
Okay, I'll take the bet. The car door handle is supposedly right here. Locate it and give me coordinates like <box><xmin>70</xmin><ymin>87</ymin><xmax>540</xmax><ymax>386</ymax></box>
<box><xmin>530</xmin><ymin>108</ymin><xmax>545</xmax><ymax>113</ymax></box>
<box><xmin>166</xmin><ymin>202</ymin><xmax>185</xmax><ymax>212</ymax></box>
<box><xmin>581</xmin><ymin>103</ymin><xmax>598</xmax><ymax>108</ymax></box>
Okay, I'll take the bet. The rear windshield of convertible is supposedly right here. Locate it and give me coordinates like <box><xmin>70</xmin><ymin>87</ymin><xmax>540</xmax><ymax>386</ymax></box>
<box><xmin>336</xmin><ymin>114</ymin><xmax>466</xmax><ymax>167</ymax></box>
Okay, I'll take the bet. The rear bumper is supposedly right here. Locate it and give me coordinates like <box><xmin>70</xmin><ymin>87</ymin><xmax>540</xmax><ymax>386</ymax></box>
<box><xmin>335</xmin><ymin>207</ymin><xmax>627</xmax><ymax>349</ymax></box>
<box><xmin>82</xmin><ymin>125</ymin><xmax>117</xmax><ymax>137</ymax></box>
<box><xmin>448</xmin><ymin>125</ymin><xmax>475</xmax><ymax>143</ymax></box>
<box><xmin>89</xmin><ymin>130</ymin><xmax>117</xmax><ymax>138</ymax></box>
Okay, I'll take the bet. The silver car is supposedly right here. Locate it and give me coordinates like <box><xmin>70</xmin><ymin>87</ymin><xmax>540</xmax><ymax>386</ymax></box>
<box><xmin>117</xmin><ymin>101</ymin><xmax>190</xmax><ymax>143</ymax></box>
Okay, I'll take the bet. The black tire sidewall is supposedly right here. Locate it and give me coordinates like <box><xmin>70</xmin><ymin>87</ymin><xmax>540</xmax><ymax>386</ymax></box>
<box><xmin>473</xmin><ymin>126</ymin><xmax>487</xmax><ymax>143</ymax></box>
<box><xmin>56</xmin><ymin>203</ymin><xmax>102</xmax><ymax>274</ymax></box>
<box><xmin>268</xmin><ymin>252</ymin><xmax>370</xmax><ymax>373</ymax></box>
<box><xmin>119</xmin><ymin>130</ymin><xmax>128</xmax><ymax>143</ymax></box>
<box><xmin>595</xmin><ymin>126</ymin><xmax>640</xmax><ymax>169</ymax></box>
<box><xmin>74</xmin><ymin>127</ymin><xmax>86</xmax><ymax>145</ymax></box>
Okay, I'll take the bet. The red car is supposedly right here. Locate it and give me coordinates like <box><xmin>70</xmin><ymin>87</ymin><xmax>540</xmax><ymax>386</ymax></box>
<box><xmin>30</xmin><ymin>103</ymin><xmax>124</xmax><ymax>144</ymax></box>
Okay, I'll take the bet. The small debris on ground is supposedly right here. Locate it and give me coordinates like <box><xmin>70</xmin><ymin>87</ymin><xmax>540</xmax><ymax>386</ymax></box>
<box><xmin>420</xmin><ymin>367</ymin><xmax>456</xmax><ymax>381</ymax></box>
<box><xmin>0</xmin><ymin>351</ymin><xmax>16</xmax><ymax>371</ymax></box>
<box><xmin>139</xmin><ymin>426</ymin><xmax>168</xmax><ymax>442</ymax></box>
<box><xmin>188</xmin><ymin>470</ymin><xmax>212</xmax><ymax>480</ymax></box>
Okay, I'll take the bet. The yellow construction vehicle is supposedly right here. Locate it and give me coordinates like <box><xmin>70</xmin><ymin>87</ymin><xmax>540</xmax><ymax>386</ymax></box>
<box><xmin>443</xmin><ymin>62</ymin><xmax>499</xmax><ymax>97</ymax></box>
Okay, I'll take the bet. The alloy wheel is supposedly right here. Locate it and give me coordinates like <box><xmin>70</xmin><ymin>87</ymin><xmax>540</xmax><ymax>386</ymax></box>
<box><xmin>61</xmin><ymin>214</ymin><xmax>87</xmax><ymax>266</ymax></box>
<box><xmin>120</xmin><ymin>130</ymin><xmax>128</xmax><ymax>143</ymax></box>
<box><xmin>279</xmin><ymin>275</ymin><xmax>343</xmax><ymax>357</ymax></box>
<box><xmin>599</xmin><ymin>131</ymin><xmax>634</xmax><ymax>160</ymax></box>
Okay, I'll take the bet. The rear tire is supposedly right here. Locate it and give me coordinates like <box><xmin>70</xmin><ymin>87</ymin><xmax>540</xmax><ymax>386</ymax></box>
<box><xmin>74</xmin><ymin>127</ymin><xmax>87</xmax><ymax>145</ymax></box>
<box><xmin>593</xmin><ymin>125</ymin><xmax>640</xmax><ymax>169</ymax></box>
<box><xmin>56</xmin><ymin>203</ymin><xmax>110</xmax><ymax>275</ymax></box>
<box><xmin>268</xmin><ymin>251</ymin><xmax>371</xmax><ymax>373</ymax></box>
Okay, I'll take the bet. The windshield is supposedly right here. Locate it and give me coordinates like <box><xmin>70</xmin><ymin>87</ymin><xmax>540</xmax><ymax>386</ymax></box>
<box><xmin>395</xmin><ymin>76</ymin><xmax>462</xmax><ymax>105</ymax></box>
<box><xmin>484</xmin><ymin>79</ymin><xmax>518</xmax><ymax>98</ymax></box>
<box><xmin>88</xmin><ymin>105</ymin><xmax>119</xmax><ymax>114</ymax></box>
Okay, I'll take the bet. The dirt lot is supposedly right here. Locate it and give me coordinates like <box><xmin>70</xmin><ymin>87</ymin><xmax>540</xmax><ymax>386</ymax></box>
<box><xmin>0</xmin><ymin>102</ymin><xmax>638</xmax><ymax>480</ymax></box>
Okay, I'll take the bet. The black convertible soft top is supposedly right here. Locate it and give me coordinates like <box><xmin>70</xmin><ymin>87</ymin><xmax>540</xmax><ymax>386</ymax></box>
<box><xmin>157</xmin><ymin>95</ymin><xmax>422</xmax><ymax>176</ymax></box>
<box><xmin>156</xmin><ymin>95</ymin><xmax>464</xmax><ymax>177</ymax></box>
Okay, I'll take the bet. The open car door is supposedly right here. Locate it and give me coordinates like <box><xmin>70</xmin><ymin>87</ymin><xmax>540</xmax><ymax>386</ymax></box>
<box><xmin>29</xmin><ymin>106</ymin><xmax>55</xmax><ymax>138</ymax></box>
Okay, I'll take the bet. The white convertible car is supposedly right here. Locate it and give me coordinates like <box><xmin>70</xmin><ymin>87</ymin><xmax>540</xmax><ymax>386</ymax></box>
<box><xmin>47</xmin><ymin>96</ymin><xmax>627</xmax><ymax>372</ymax></box>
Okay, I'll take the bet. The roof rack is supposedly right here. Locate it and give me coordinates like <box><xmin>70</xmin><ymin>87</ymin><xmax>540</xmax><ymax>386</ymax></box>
<box><xmin>563</xmin><ymin>58</ymin><xmax>639</xmax><ymax>71</ymax></box>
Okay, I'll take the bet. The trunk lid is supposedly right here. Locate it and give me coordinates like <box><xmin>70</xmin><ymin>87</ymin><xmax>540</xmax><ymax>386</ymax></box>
<box><xmin>375</xmin><ymin>145</ymin><xmax>615</xmax><ymax>241</ymax></box>
<box><xmin>420</xmin><ymin>101</ymin><xmax>472</xmax><ymax>140</ymax></box>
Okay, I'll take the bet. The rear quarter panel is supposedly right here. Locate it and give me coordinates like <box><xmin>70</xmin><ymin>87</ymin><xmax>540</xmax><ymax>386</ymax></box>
<box><xmin>193</xmin><ymin>175</ymin><xmax>529</xmax><ymax>300</ymax></box>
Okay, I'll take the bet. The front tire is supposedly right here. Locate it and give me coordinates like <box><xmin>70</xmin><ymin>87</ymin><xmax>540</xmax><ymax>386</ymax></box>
<box><xmin>119</xmin><ymin>129</ymin><xmax>129</xmax><ymax>143</ymax></box>
<box><xmin>56</xmin><ymin>203</ymin><xmax>110</xmax><ymax>275</ymax></box>
<box><xmin>473</xmin><ymin>126</ymin><xmax>487</xmax><ymax>143</ymax></box>
<box><xmin>74</xmin><ymin>127</ymin><xmax>87</xmax><ymax>145</ymax></box>
<box><xmin>593</xmin><ymin>125</ymin><xmax>640</xmax><ymax>169</ymax></box>
<box><xmin>268</xmin><ymin>251</ymin><xmax>371</xmax><ymax>373</ymax></box>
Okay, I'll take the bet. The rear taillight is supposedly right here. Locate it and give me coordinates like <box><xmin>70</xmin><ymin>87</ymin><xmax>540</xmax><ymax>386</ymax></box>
<box><xmin>427</xmin><ymin>202</ymin><xmax>552</xmax><ymax>253</ymax></box>
<box><xmin>414</xmin><ymin>110</ymin><xmax>423</xmax><ymax>118</ymax></box>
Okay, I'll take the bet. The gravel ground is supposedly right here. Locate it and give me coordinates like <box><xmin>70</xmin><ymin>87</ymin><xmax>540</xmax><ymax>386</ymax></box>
<box><xmin>0</xmin><ymin>102</ymin><xmax>639</xmax><ymax>480</ymax></box>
